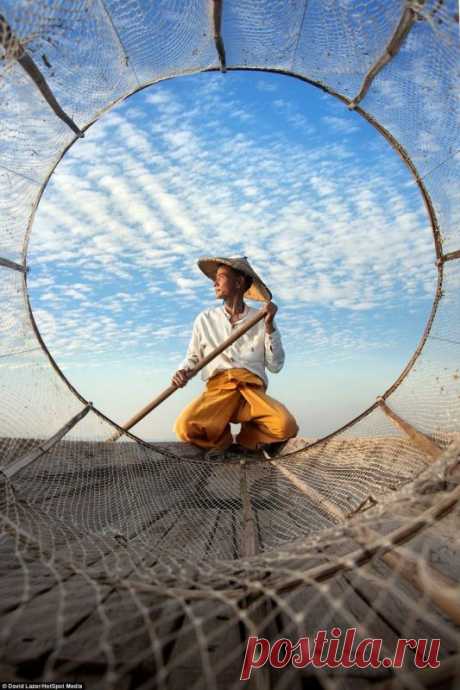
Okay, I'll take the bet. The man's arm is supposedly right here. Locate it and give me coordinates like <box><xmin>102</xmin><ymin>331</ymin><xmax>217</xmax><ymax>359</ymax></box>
<box><xmin>171</xmin><ymin>316</ymin><xmax>202</xmax><ymax>387</ymax></box>
<box><xmin>264</xmin><ymin>302</ymin><xmax>285</xmax><ymax>373</ymax></box>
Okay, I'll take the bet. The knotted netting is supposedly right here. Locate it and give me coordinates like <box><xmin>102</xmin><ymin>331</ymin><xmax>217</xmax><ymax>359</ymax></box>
<box><xmin>0</xmin><ymin>1</ymin><xmax>459</xmax><ymax>688</ymax></box>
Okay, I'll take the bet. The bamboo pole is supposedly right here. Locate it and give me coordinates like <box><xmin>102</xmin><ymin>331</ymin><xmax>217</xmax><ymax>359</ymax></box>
<box><xmin>4</xmin><ymin>403</ymin><xmax>92</xmax><ymax>478</ymax></box>
<box><xmin>0</xmin><ymin>13</ymin><xmax>82</xmax><ymax>137</ymax></box>
<box><xmin>108</xmin><ymin>305</ymin><xmax>268</xmax><ymax>442</ymax></box>
<box><xmin>17</xmin><ymin>52</ymin><xmax>83</xmax><ymax>137</ymax></box>
<box><xmin>271</xmin><ymin>462</ymin><xmax>345</xmax><ymax>523</ymax></box>
<box><xmin>443</xmin><ymin>249</ymin><xmax>460</xmax><ymax>263</ymax></box>
<box><xmin>240</xmin><ymin>460</ymin><xmax>258</xmax><ymax>558</ymax></box>
<box><xmin>239</xmin><ymin>458</ymin><xmax>272</xmax><ymax>690</ymax></box>
<box><xmin>355</xmin><ymin>525</ymin><xmax>460</xmax><ymax>625</ymax></box>
<box><xmin>212</xmin><ymin>0</ymin><xmax>227</xmax><ymax>71</ymax></box>
<box><xmin>271</xmin><ymin>458</ymin><xmax>460</xmax><ymax>625</ymax></box>
<box><xmin>377</xmin><ymin>397</ymin><xmax>443</xmax><ymax>460</ymax></box>
<box><xmin>348</xmin><ymin>5</ymin><xmax>417</xmax><ymax>109</ymax></box>
<box><xmin>0</xmin><ymin>257</ymin><xmax>25</xmax><ymax>272</ymax></box>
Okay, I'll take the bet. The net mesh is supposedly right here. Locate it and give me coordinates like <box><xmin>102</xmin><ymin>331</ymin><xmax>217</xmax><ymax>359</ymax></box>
<box><xmin>0</xmin><ymin>1</ymin><xmax>459</xmax><ymax>688</ymax></box>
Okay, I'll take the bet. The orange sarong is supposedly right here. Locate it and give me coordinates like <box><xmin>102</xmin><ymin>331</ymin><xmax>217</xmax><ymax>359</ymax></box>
<box><xmin>174</xmin><ymin>368</ymin><xmax>298</xmax><ymax>450</ymax></box>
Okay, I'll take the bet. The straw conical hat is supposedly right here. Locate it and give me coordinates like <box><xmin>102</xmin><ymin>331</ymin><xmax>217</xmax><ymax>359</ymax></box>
<box><xmin>197</xmin><ymin>256</ymin><xmax>272</xmax><ymax>302</ymax></box>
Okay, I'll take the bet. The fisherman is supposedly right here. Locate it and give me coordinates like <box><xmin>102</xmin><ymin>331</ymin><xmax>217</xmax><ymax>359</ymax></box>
<box><xmin>172</xmin><ymin>256</ymin><xmax>298</xmax><ymax>459</ymax></box>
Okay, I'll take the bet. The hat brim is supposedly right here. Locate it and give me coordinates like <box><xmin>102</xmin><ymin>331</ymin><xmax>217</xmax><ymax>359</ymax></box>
<box><xmin>197</xmin><ymin>257</ymin><xmax>272</xmax><ymax>302</ymax></box>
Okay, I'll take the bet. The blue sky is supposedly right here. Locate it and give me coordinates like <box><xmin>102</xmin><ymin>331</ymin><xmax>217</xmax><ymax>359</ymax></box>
<box><xmin>27</xmin><ymin>71</ymin><xmax>437</xmax><ymax>441</ymax></box>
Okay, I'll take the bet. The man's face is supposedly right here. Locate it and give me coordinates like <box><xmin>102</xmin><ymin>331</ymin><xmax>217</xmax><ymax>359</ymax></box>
<box><xmin>214</xmin><ymin>265</ymin><xmax>243</xmax><ymax>299</ymax></box>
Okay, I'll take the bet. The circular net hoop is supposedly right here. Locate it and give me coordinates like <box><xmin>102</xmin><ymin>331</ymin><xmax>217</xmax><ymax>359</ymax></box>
<box><xmin>0</xmin><ymin>2</ymin><xmax>459</xmax><ymax>689</ymax></box>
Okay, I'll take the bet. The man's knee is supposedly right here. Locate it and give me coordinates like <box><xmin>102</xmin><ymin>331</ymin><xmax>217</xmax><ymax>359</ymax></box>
<box><xmin>174</xmin><ymin>410</ymin><xmax>190</xmax><ymax>441</ymax></box>
<box><xmin>174</xmin><ymin>400</ymin><xmax>203</xmax><ymax>439</ymax></box>
<box><xmin>175</xmin><ymin>408</ymin><xmax>226</xmax><ymax>443</ymax></box>
<box><xmin>276</xmin><ymin>410</ymin><xmax>298</xmax><ymax>439</ymax></box>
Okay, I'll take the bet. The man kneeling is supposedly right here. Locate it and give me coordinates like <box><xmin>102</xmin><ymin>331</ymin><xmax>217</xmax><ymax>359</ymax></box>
<box><xmin>172</xmin><ymin>256</ymin><xmax>298</xmax><ymax>458</ymax></box>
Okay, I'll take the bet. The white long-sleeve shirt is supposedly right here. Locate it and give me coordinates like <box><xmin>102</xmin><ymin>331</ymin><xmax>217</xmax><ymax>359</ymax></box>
<box><xmin>178</xmin><ymin>304</ymin><xmax>285</xmax><ymax>387</ymax></box>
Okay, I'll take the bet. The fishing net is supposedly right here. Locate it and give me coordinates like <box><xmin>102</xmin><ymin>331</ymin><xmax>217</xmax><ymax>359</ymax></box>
<box><xmin>0</xmin><ymin>1</ymin><xmax>459</xmax><ymax>688</ymax></box>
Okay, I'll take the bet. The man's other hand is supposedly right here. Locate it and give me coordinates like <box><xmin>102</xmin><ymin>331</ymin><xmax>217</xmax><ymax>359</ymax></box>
<box><xmin>265</xmin><ymin>301</ymin><xmax>278</xmax><ymax>333</ymax></box>
<box><xmin>172</xmin><ymin>369</ymin><xmax>191</xmax><ymax>388</ymax></box>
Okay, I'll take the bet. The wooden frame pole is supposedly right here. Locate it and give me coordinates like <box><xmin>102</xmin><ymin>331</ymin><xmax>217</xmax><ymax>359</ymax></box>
<box><xmin>0</xmin><ymin>257</ymin><xmax>25</xmax><ymax>272</ymax></box>
<box><xmin>0</xmin><ymin>13</ymin><xmax>83</xmax><ymax>137</ymax></box>
<box><xmin>377</xmin><ymin>397</ymin><xmax>443</xmax><ymax>460</ymax></box>
<box><xmin>4</xmin><ymin>403</ymin><xmax>92</xmax><ymax>478</ymax></box>
<box><xmin>212</xmin><ymin>0</ymin><xmax>227</xmax><ymax>71</ymax></box>
<box><xmin>443</xmin><ymin>249</ymin><xmax>460</xmax><ymax>263</ymax></box>
<box><xmin>348</xmin><ymin>5</ymin><xmax>417</xmax><ymax>109</ymax></box>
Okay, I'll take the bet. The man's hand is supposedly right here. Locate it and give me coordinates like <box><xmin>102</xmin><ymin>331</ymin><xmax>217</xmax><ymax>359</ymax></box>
<box><xmin>265</xmin><ymin>301</ymin><xmax>278</xmax><ymax>333</ymax></box>
<box><xmin>172</xmin><ymin>369</ymin><xmax>192</xmax><ymax>388</ymax></box>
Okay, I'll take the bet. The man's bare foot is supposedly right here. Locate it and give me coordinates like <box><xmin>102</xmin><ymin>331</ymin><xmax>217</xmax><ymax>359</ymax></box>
<box><xmin>256</xmin><ymin>440</ymin><xmax>289</xmax><ymax>459</ymax></box>
<box><xmin>228</xmin><ymin>443</ymin><xmax>253</xmax><ymax>455</ymax></box>
<box><xmin>204</xmin><ymin>445</ymin><xmax>248</xmax><ymax>461</ymax></box>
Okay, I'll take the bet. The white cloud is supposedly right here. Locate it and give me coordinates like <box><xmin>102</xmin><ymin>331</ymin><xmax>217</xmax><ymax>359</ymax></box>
<box><xmin>256</xmin><ymin>80</ymin><xmax>278</xmax><ymax>92</ymax></box>
<box><xmin>322</xmin><ymin>114</ymin><xmax>359</xmax><ymax>135</ymax></box>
